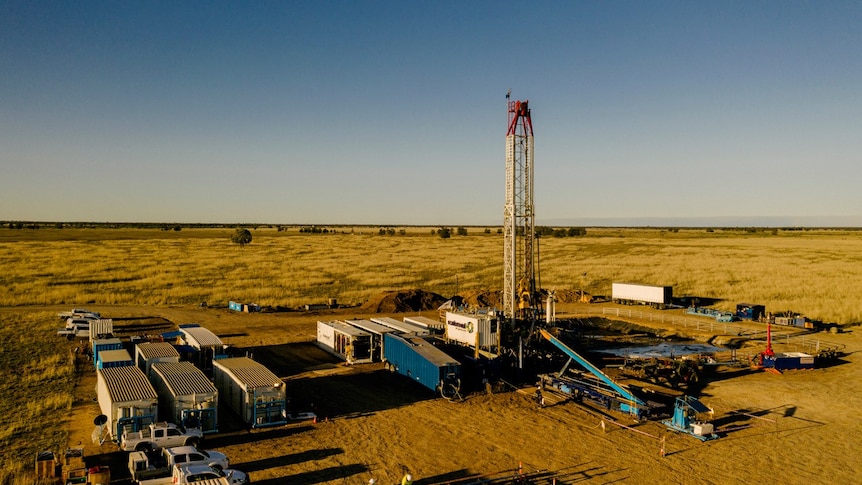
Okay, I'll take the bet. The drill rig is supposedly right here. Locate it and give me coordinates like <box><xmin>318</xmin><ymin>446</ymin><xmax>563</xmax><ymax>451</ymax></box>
<box><xmin>502</xmin><ymin>92</ymin><xmax>543</xmax><ymax>368</ymax></box>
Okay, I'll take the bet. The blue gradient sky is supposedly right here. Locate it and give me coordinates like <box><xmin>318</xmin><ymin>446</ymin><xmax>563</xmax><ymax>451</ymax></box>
<box><xmin>2</xmin><ymin>1</ymin><xmax>861</xmax><ymax>225</ymax></box>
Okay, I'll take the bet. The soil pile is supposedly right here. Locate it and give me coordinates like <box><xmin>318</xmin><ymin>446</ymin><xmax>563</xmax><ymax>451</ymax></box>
<box><xmin>360</xmin><ymin>289</ymin><xmax>447</xmax><ymax>313</ymax></box>
<box><xmin>457</xmin><ymin>289</ymin><xmax>502</xmax><ymax>308</ymax></box>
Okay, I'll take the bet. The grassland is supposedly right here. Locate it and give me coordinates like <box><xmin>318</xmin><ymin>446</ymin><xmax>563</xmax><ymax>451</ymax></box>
<box><xmin>1</xmin><ymin>225</ymin><xmax>861</xmax><ymax>483</ymax></box>
<box><xmin>1</xmin><ymin>226</ymin><xmax>860</xmax><ymax>324</ymax></box>
<box><xmin>0</xmin><ymin>311</ymin><xmax>76</xmax><ymax>484</ymax></box>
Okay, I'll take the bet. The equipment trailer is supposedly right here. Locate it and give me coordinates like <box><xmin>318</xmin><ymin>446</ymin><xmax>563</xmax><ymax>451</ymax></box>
<box><xmin>538</xmin><ymin>329</ymin><xmax>653</xmax><ymax>419</ymax></box>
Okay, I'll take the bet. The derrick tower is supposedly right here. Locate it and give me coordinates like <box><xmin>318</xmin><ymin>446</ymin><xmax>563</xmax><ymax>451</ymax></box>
<box><xmin>503</xmin><ymin>92</ymin><xmax>537</xmax><ymax>326</ymax></box>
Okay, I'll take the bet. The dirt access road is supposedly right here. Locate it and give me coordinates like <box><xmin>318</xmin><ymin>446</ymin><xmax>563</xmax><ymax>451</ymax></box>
<box><xmin>60</xmin><ymin>304</ymin><xmax>861</xmax><ymax>484</ymax></box>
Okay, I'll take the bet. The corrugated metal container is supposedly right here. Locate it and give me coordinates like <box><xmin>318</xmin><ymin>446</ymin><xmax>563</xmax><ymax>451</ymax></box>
<box><xmin>383</xmin><ymin>333</ymin><xmax>461</xmax><ymax>394</ymax></box>
<box><xmin>179</xmin><ymin>325</ymin><xmax>227</xmax><ymax>372</ymax></box>
<box><xmin>150</xmin><ymin>362</ymin><xmax>219</xmax><ymax>434</ymax></box>
<box><xmin>88</xmin><ymin>319</ymin><xmax>114</xmax><ymax>342</ymax></box>
<box><xmin>92</xmin><ymin>338</ymin><xmax>123</xmax><ymax>369</ymax></box>
<box><xmin>97</xmin><ymin>349</ymin><xmax>134</xmax><ymax>369</ymax></box>
<box><xmin>316</xmin><ymin>321</ymin><xmax>373</xmax><ymax>364</ymax></box>
<box><xmin>370</xmin><ymin>316</ymin><xmax>430</xmax><ymax>336</ymax></box>
<box><xmin>444</xmin><ymin>311</ymin><xmax>499</xmax><ymax>349</ymax></box>
<box><xmin>212</xmin><ymin>357</ymin><xmax>286</xmax><ymax>428</ymax></box>
<box><xmin>403</xmin><ymin>315</ymin><xmax>445</xmax><ymax>333</ymax></box>
<box><xmin>135</xmin><ymin>342</ymin><xmax>181</xmax><ymax>379</ymax></box>
<box><xmin>342</xmin><ymin>319</ymin><xmax>396</xmax><ymax>362</ymax></box>
<box><xmin>96</xmin><ymin>366</ymin><xmax>158</xmax><ymax>440</ymax></box>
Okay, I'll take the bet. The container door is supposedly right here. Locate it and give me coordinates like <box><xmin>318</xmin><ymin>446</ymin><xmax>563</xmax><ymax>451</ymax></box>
<box><xmin>182</xmin><ymin>408</ymin><xmax>218</xmax><ymax>434</ymax></box>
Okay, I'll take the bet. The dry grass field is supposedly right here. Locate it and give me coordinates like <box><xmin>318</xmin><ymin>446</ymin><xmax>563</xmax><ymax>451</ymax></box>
<box><xmin>2</xmin><ymin>226</ymin><xmax>861</xmax><ymax>323</ymax></box>
<box><xmin>1</xmin><ymin>226</ymin><xmax>861</xmax><ymax>484</ymax></box>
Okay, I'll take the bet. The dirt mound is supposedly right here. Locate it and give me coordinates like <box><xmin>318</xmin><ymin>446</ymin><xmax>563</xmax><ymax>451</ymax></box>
<box><xmin>553</xmin><ymin>289</ymin><xmax>578</xmax><ymax>303</ymax></box>
<box><xmin>457</xmin><ymin>289</ymin><xmax>502</xmax><ymax>308</ymax></box>
<box><xmin>360</xmin><ymin>289</ymin><xmax>447</xmax><ymax>313</ymax></box>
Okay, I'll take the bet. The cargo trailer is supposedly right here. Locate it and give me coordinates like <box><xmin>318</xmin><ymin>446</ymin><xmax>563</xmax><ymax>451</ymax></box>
<box><xmin>97</xmin><ymin>349</ymin><xmax>134</xmax><ymax>369</ymax></box>
<box><xmin>212</xmin><ymin>357</ymin><xmax>286</xmax><ymax>428</ymax></box>
<box><xmin>383</xmin><ymin>333</ymin><xmax>462</xmax><ymax>397</ymax></box>
<box><xmin>612</xmin><ymin>283</ymin><xmax>673</xmax><ymax>309</ymax></box>
<box><xmin>342</xmin><ymin>319</ymin><xmax>396</xmax><ymax>362</ymax></box>
<box><xmin>403</xmin><ymin>315</ymin><xmax>445</xmax><ymax>333</ymax></box>
<box><xmin>96</xmin><ymin>366</ymin><xmax>158</xmax><ymax>441</ymax></box>
<box><xmin>135</xmin><ymin>342</ymin><xmax>181</xmax><ymax>379</ymax></box>
<box><xmin>370</xmin><ymin>316</ymin><xmax>430</xmax><ymax>336</ymax></box>
<box><xmin>150</xmin><ymin>361</ymin><xmax>219</xmax><ymax>434</ymax></box>
<box><xmin>316</xmin><ymin>321</ymin><xmax>373</xmax><ymax>364</ymax></box>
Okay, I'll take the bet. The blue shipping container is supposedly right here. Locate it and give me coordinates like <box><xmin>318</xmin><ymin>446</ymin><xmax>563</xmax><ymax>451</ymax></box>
<box><xmin>92</xmin><ymin>338</ymin><xmax>124</xmax><ymax>369</ymax></box>
<box><xmin>97</xmin><ymin>349</ymin><xmax>134</xmax><ymax>369</ymax></box>
<box><xmin>383</xmin><ymin>333</ymin><xmax>461</xmax><ymax>394</ymax></box>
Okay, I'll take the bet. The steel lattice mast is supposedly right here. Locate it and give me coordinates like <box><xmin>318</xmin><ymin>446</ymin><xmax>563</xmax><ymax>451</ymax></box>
<box><xmin>503</xmin><ymin>92</ymin><xmax>536</xmax><ymax>327</ymax></box>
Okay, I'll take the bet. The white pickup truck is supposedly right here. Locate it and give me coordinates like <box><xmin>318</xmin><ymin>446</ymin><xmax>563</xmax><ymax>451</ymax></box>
<box><xmin>57</xmin><ymin>308</ymin><xmax>101</xmax><ymax>319</ymax></box>
<box><xmin>57</xmin><ymin>317</ymin><xmax>93</xmax><ymax>339</ymax></box>
<box><xmin>121</xmin><ymin>422</ymin><xmax>203</xmax><ymax>452</ymax></box>
<box><xmin>172</xmin><ymin>463</ymin><xmax>249</xmax><ymax>485</ymax></box>
<box><xmin>128</xmin><ymin>446</ymin><xmax>233</xmax><ymax>484</ymax></box>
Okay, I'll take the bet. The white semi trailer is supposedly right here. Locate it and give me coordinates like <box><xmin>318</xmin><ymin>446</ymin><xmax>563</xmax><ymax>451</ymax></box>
<box><xmin>612</xmin><ymin>283</ymin><xmax>673</xmax><ymax>309</ymax></box>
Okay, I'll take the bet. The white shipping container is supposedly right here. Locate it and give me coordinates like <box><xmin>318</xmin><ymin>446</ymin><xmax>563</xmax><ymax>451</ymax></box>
<box><xmin>150</xmin><ymin>362</ymin><xmax>218</xmax><ymax>434</ymax></box>
<box><xmin>371</xmin><ymin>317</ymin><xmax>430</xmax><ymax>336</ymax></box>
<box><xmin>95</xmin><ymin>366</ymin><xmax>158</xmax><ymax>440</ymax></box>
<box><xmin>316</xmin><ymin>321</ymin><xmax>373</xmax><ymax>364</ymax></box>
<box><xmin>403</xmin><ymin>315</ymin><xmax>445</xmax><ymax>332</ymax></box>
<box><xmin>88</xmin><ymin>319</ymin><xmax>114</xmax><ymax>342</ymax></box>
<box><xmin>445</xmin><ymin>312</ymin><xmax>499</xmax><ymax>349</ymax></box>
<box><xmin>342</xmin><ymin>319</ymin><xmax>395</xmax><ymax>362</ymax></box>
<box><xmin>212</xmin><ymin>357</ymin><xmax>286</xmax><ymax>428</ymax></box>
<box><xmin>135</xmin><ymin>342</ymin><xmax>181</xmax><ymax>379</ymax></box>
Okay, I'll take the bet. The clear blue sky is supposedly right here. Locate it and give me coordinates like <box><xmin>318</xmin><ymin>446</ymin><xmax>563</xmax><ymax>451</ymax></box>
<box><xmin>2</xmin><ymin>1</ymin><xmax>861</xmax><ymax>226</ymax></box>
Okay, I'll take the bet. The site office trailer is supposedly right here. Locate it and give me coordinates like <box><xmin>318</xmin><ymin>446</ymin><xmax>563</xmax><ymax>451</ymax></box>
<box><xmin>92</xmin><ymin>338</ymin><xmax>123</xmax><ymax>369</ymax></box>
<box><xmin>444</xmin><ymin>311</ymin><xmax>499</xmax><ymax>351</ymax></box>
<box><xmin>403</xmin><ymin>315</ymin><xmax>445</xmax><ymax>333</ymax></box>
<box><xmin>96</xmin><ymin>365</ymin><xmax>158</xmax><ymax>441</ymax></box>
<box><xmin>383</xmin><ymin>333</ymin><xmax>462</xmax><ymax>394</ymax></box>
<box><xmin>150</xmin><ymin>361</ymin><xmax>219</xmax><ymax>434</ymax></box>
<box><xmin>178</xmin><ymin>324</ymin><xmax>228</xmax><ymax>373</ymax></box>
<box><xmin>96</xmin><ymin>349</ymin><xmax>134</xmax><ymax>369</ymax></box>
<box><xmin>316</xmin><ymin>321</ymin><xmax>373</xmax><ymax>364</ymax></box>
<box><xmin>370</xmin><ymin>316</ymin><xmax>430</xmax><ymax>336</ymax></box>
<box><xmin>212</xmin><ymin>357</ymin><xmax>287</xmax><ymax>428</ymax></box>
<box><xmin>342</xmin><ymin>319</ymin><xmax>396</xmax><ymax>362</ymax></box>
<box><xmin>611</xmin><ymin>283</ymin><xmax>673</xmax><ymax>308</ymax></box>
<box><xmin>135</xmin><ymin>342</ymin><xmax>181</xmax><ymax>379</ymax></box>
